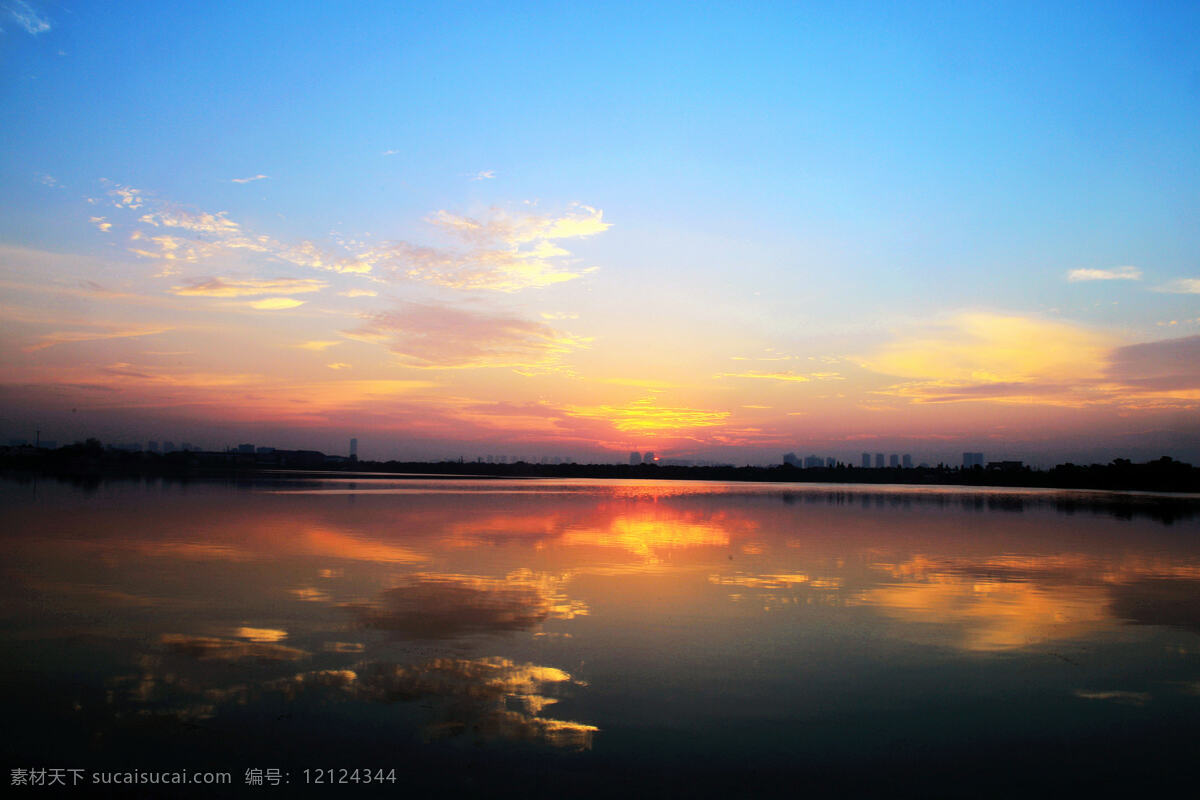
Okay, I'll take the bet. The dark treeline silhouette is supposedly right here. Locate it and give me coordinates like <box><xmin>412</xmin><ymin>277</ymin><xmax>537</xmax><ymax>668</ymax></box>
<box><xmin>2</xmin><ymin>439</ymin><xmax>1199</xmax><ymax>493</ymax></box>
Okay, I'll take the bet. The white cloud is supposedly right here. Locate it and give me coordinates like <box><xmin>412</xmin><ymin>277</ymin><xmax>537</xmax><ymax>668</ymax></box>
<box><xmin>339</xmin><ymin>288</ymin><xmax>378</xmax><ymax>298</ymax></box>
<box><xmin>89</xmin><ymin>217</ymin><xmax>112</xmax><ymax>233</ymax></box>
<box><xmin>470</xmin><ymin>170</ymin><xmax>496</xmax><ymax>181</ymax></box>
<box><xmin>107</xmin><ymin>184</ymin><xmax>146</xmax><ymax>209</ymax></box>
<box><xmin>1066</xmin><ymin>266</ymin><xmax>1142</xmax><ymax>282</ymax></box>
<box><xmin>140</xmin><ymin>209</ymin><xmax>240</xmax><ymax>234</ymax></box>
<box><xmin>36</xmin><ymin>173</ymin><xmax>58</xmax><ymax>187</ymax></box>
<box><xmin>231</xmin><ymin>174</ymin><xmax>269</xmax><ymax>184</ymax></box>
<box><xmin>7</xmin><ymin>1</ymin><xmax>50</xmax><ymax>34</ymax></box>
<box><xmin>1154</xmin><ymin>278</ymin><xmax>1200</xmax><ymax>294</ymax></box>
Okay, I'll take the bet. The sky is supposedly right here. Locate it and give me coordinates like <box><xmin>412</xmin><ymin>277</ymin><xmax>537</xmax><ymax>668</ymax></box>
<box><xmin>1</xmin><ymin>0</ymin><xmax>1199</xmax><ymax>466</ymax></box>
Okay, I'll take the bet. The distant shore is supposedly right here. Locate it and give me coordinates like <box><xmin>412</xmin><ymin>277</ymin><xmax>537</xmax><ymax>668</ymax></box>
<box><xmin>3</xmin><ymin>444</ymin><xmax>1198</xmax><ymax>494</ymax></box>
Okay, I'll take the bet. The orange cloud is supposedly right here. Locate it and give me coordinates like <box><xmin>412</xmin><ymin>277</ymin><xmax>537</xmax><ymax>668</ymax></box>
<box><xmin>563</xmin><ymin>396</ymin><xmax>729</xmax><ymax>434</ymax></box>
<box><xmin>171</xmin><ymin>277</ymin><xmax>328</xmax><ymax>297</ymax></box>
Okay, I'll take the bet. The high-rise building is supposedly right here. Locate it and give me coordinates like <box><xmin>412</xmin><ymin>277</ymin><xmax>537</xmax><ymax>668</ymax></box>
<box><xmin>963</xmin><ymin>452</ymin><xmax>984</xmax><ymax>468</ymax></box>
<box><xmin>630</xmin><ymin>451</ymin><xmax>642</xmax><ymax>465</ymax></box>
<box><xmin>350</xmin><ymin>437</ymin><xmax>358</xmax><ymax>461</ymax></box>
<box><xmin>826</xmin><ymin>457</ymin><xmax>836</xmax><ymax>468</ymax></box>
<box><xmin>162</xmin><ymin>441</ymin><xmax>176</xmax><ymax>453</ymax></box>
<box><xmin>875</xmin><ymin>453</ymin><xmax>885</xmax><ymax>468</ymax></box>
<box><xmin>889</xmin><ymin>454</ymin><xmax>900</xmax><ymax>467</ymax></box>
<box><xmin>902</xmin><ymin>454</ymin><xmax>913</xmax><ymax>469</ymax></box>
<box><xmin>804</xmin><ymin>455</ymin><xmax>824</xmax><ymax>468</ymax></box>
<box><xmin>862</xmin><ymin>452</ymin><xmax>871</xmax><ymax>468</ymax></box>
<box><xmin>643</xmin><ymin>451</ymin><xmax>656</xmax><ymax>463</ymax></box>
<box><xmin>237</xmin><ymin>443</ymin><xmax>255</xmax><ymax>454</ymax></box>
<box><xmin>783</xmin><ymin>452</ymin><xmax>801</xmax><ymax>467</ymax></box>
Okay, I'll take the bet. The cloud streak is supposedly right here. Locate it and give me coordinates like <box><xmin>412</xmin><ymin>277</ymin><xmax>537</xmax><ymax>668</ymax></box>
<box><xmin>24</xmin><ymin>326</ymin><xmax>169</xmax><ymax>352</ymax></box>
<box><xmin>1154</xmin><ymin>278</ymin><xmax>1200</xmax><ymax>294</ymax></box>
<box><xmin>1067</xmin><ymin>266</ymin><xmax>1142</xmax><ymax>282</ymax></box>
<box><xmin>7</xmin><ymin>1</ymin><xmax>49</xmax><ymax>34</ymax></box>
<box><xmin>170</xmin><ymin>277</ymin><xmax>328</xmax><ymax>298</ymax></box>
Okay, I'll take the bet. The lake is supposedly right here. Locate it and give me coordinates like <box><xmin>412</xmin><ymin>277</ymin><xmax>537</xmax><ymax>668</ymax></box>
<box><xmin>3</xmin><ymin>475</ymin><xmax>1199</xmax><ymax>797</ymax></box>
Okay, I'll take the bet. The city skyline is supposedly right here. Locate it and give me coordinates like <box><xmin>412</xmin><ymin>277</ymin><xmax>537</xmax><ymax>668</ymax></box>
<box><xmin>3</xmin><ymin>2</ymin><xmax>1199</xmax><ymax>466</ymax></box>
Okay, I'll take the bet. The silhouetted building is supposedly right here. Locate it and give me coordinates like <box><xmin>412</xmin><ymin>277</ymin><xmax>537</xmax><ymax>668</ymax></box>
<box><xmin>963</xmin><ymin>452</ymin><xmax>984</xmax><ymax>468</ymax></box>
<box><xmin>803</xmin><ymin>455</ymin><xmax>824</xmax><ymax>468</ymax></box>
<box><xmin>147</xmin><ymin>441</ymin><xmax>159</xmax><ymax>453</ymax></box>
<box><xmin>862</xmin><ymin>452</ymin><xmax>871</xmax><ymax>468</ymax></box>
<box><xmin>237</xmin><ymin>443</ymin><xmax>255</xmax><ymax>454</ymax></box>
<box><xmin>644</xmin><ymin>451</ymin><xmax>656</xmax><ymax>463</ymax></box>
<box><xmin>256</xmin><ymin>446</ymin><xmax>275</xmax><ymax>454</ymax></box>
<box><xmin>350</xmin><ymin>438</ymin><xmax>358</xmax><ymax>461</ymax></box>
<box><xmin>902</xmin><ymin>454</ymin><xmax>913</xmax><ymax>469</ymax></box>
<box><xmin>162</xmin><ymin>441</ymin><xmax>176</xmax><ymax>453</ymax></box>
<box><xmin>889</xmin><ymin>454</ymin><xmax>900</xmax><ymax>468</ymax></box>
<box><xmin>630</xmin><ymin>451</ymin><xmax>642</xmax><ymax>465</ymax></box>
<box><xmin>875</xmin><ymin>453</ymin><xmax>884</xmax><ymax>468</ymax></box>
<box><xmin>783</xmin><ymin>452</ymin><xmax>801</xmax><ymax>467</ymax></box>
<box><xmin>987</xmin><ymin>460</ymin><xmax>1023</xmax><ymax>471</ymax></box>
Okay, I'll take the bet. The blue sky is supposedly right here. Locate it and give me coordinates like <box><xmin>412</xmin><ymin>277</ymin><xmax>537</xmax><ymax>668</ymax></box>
<box><xmin>2</xmin><ymin>1</ymin><xmax>1199</xmax><ymax>464</ymax></box>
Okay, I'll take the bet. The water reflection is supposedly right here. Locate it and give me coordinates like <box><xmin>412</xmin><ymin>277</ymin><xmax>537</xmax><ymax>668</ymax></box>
<box><xmin>3</xmin><ymin>477</ymin><xmax>1200</xmax><ymax>790</ymax></box>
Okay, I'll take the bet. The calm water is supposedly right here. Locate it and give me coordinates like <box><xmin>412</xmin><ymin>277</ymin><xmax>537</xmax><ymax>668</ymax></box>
<box><xmin>3</xmin><ymin>475</ymin><xmax>1200</xmax><ymax>797</ymax></box>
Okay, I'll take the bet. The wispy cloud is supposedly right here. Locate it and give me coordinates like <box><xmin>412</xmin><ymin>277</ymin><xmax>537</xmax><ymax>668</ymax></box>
<box><xmin>141</xmin><ymin>209</ymin><xmax>240</xmax><ymax>234</ymax></box>
<box><xmin>716</xmin><ymin>370</ymin><xmax>843</xmax><ymax>383</ymax></box>
<box><xmin>1067</xmin><ymin>266</ymin><xmax>1142</xmax><ymax>282</ymax></box>
<box><xmin>104</xmin><ymin>183</ymin><xmax>610</xmax><ymax>291</ymax></box>
<box><xmin>326</xmin><ymin>362</ymin><xmax>351</xmax><ymax>370</ymax></box>
<box><xmin>231</xmin><ymin>174</ymin><xmax>269</xmax><ymax>184</ymax></box>
<box><xmin>248</xmin><ymin>298</ymin><xmax>306</xmax><ymax>310</ymax></box>
<box><xmin>540</xmin><ymin>311</ymin><xmax>579</xmax><ymax>320</ymax></box>
<box><xmin>470</xmin><ymin>170</ymin><xmax>496</xmax><ymax>181</ymax></box>
<box><xmin>339</xmin><ymin>288</ymin><xmax>378</xmax><ymax>297</ymax></box>
<box><xmin>347</xmin><ymin>302</ymin><xmax>588</xmax><ymax>369</ymax></box>
<box><xmin>89</xmin><ymin>216</ymin><xmax>112</xmax><ymax>232</ymax></box>
<box><xmin>1154</xmin><ymin>278</ymin><xmax>1200</xmax><ymax>294</ymax></box>
<box><xmin>170</xmin><ymin>277</ymin><xmax>328</xmax><ymax>298</ymax></box>
<box><xmin>296</xmin><ymin>340</ymin><xmax>343</xmax><ymax>352</ymax></box>
<box><xmin>7</xmin><ymin>1</ymin><xmax>50</xmax><ymax>34</ymax></box>
<box><xmin>382</xmin><ymin>149</ymin><xmax>399</xmax><ymax>156</ymax></box>
<box><xmin>24</xmin><ymin>325</ymin><xmax>169</xmax><ymax>352</ymax></box>
<box><xmin>359</xmin><ymin>204</ymin><xmax>610</xmax><ymax>292</ymax></box>
<box><xmin>36</xmin><ymin>173</ymin><xmax>58</xmax><ymax>187</ymax></box>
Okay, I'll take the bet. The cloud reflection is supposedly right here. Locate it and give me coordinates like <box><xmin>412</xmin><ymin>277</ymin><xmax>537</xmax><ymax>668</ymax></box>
<box><xmin>345</xmin><ymin>570</ymin><xmax>585</xmax><ymax>639</ymax></box>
